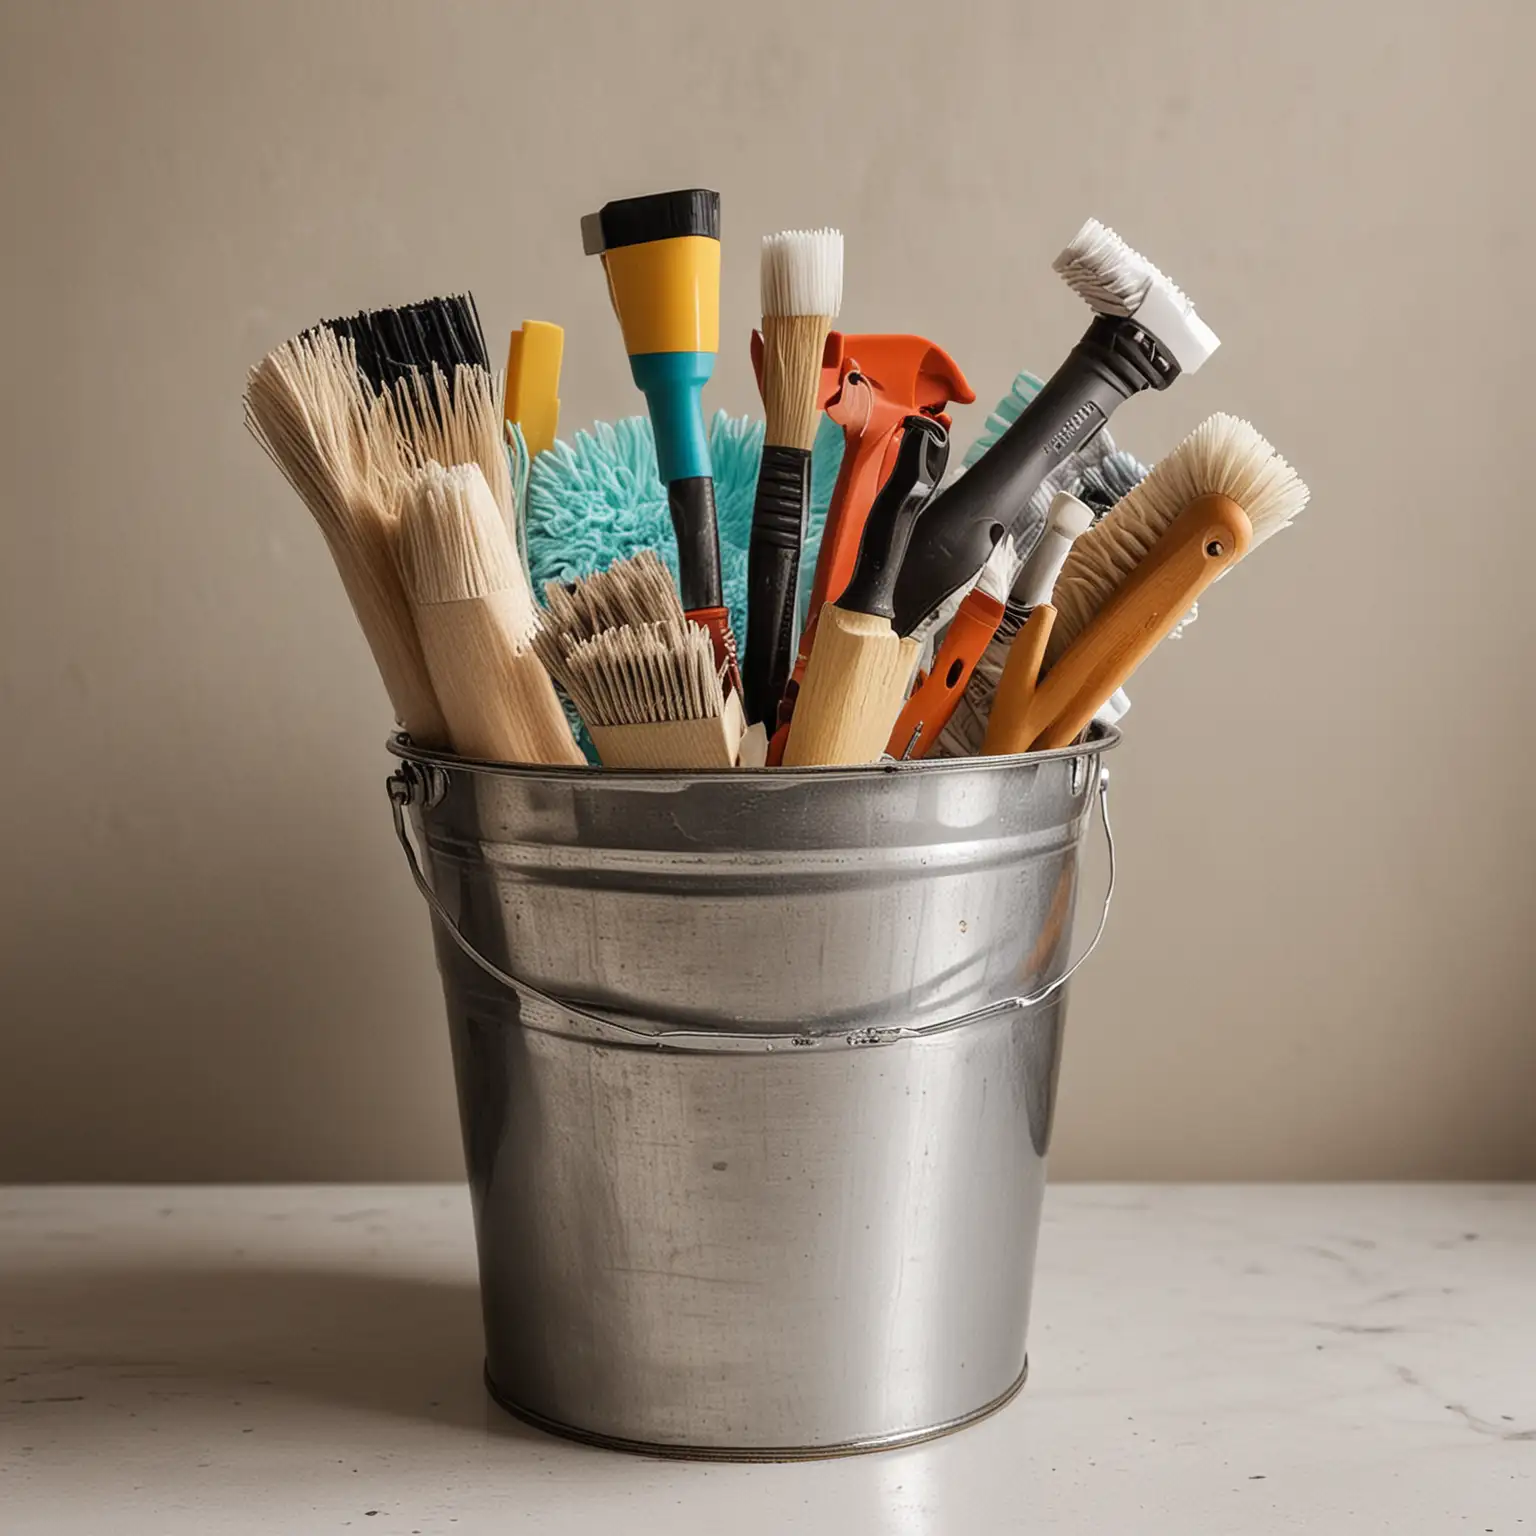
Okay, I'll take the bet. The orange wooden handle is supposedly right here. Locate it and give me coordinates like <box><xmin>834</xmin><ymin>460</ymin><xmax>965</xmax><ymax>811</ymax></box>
<box><xmin>1031</xmin><ymin>493</ymin><xmax>1253</xmax><ymax>751</ymax></box>
<box><xmin>981</xmin><ymin>604</ymin><xmax>1058</xmax><ymax>755</ymax></box>
<box><xmin>886</xmin><ymin>589</ymin><xmax>1006</xmax><ymax>758</ymax></box>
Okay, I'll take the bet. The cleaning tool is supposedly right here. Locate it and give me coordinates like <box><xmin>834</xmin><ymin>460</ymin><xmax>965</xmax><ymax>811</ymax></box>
<box><xmin>743</xmin><ymin>229</ymin><xmax>844</xmax><ymax>725</ymax></box>
<box><xmin>983</xmin><ymin>414</ymin><xmax>1309</xmax><ymax>754</ymax></box>
<box><xmin>884</xmin><ymin>535</ymin><xmax>1022</xmax><ymax>758</ymax></box>
<box><xmin>772</xmin><ymin>337</ymin><xmax>971</xmax><ymax>730</ymax></box>
<box><xmin>782</xmin><ymin>416</ymin><xmax>949</xmax><ymax>767</ymax></box>
<box><xmin>245</xmin><ymin>327</ymin><xmax>448</xmax><ymax>746</ymax></box>
<box><xmin>932</xmin><ymin>423</ymin><xmax>1151</xmax><ymax>758</ymax></box>
<box><xmin>521</xmin><ymin>411</ymin><xmax>842</xmax><ymax>657</ymax></box>
<box><xmin>503</xmin><ymin>320</ymin><xmax>564</xmax><ymax>459</ymax></box>
<box><xmin>534</xmin><ymin>549</ymin><xmax>690</xmax><ymax>649</ymax></box>
<box><xmin>396</xmin><ymin>462</ymin><xmax>582</xmax><ymax>765</ymax></box>
<box><xmin>581</xmin><ymin>189</ymin><xmax>737</xmax><ymax>681</ymax></box>
<box><xmin>890</xmin><ymin>218</ymin><xmax>1220</xmax><ymax>638</ymax></box>
<box><xmin>543</xmin><ymin>619</ymin><xmax>745</xmax><ymax>771</ymax></box>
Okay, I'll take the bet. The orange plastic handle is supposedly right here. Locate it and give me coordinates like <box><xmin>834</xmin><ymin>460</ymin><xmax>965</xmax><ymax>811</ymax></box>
<box><xmin>885</xmin><ymin>587</ymin><xmax>1006</xmax><ymax>758</ymax></box>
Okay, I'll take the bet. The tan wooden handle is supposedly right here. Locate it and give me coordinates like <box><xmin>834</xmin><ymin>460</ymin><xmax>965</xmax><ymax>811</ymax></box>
<box><xmin>781</xmin><ymin>603</ymin><xmax>908</xmax><ymax>766</ymax></box>
<box><xmin>981</xmin><ymin>604</ymin><xmax>1058</xmax><ymax>756</ymax></box>
<box><xmin>1031</xmin><ymin>493</ymin><xmax>1253</xmax><ymax>752</ymax></box>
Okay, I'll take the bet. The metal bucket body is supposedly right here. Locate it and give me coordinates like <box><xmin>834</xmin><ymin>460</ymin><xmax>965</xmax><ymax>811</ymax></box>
<box><xmin>389</xmin><ymin>737</ymin><xmax>1115</xmax><ymax>1458</ymax></box>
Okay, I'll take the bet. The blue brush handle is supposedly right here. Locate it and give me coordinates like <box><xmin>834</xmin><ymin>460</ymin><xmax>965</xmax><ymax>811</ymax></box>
<box><xmin>629</xmin><ymin>351</ymin><xmax>715</xmax><ymax>484</ymax></box>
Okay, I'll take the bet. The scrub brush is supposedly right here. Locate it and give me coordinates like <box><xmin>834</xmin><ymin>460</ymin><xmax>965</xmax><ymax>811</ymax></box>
<box><xmin>890</xmin><ymin>217</ymin><xmax>1219</xmax><ymax>638</ymax></box>
<box><xmin>984</xmin><ymin>414</ymin><xmax>1309</xmax><ymax>755</ymax></box>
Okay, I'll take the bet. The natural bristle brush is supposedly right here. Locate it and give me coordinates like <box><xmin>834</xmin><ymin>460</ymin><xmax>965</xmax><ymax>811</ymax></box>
<box><xmin>244</xmin><ymin>326</ymin><xmax>448</xmax><ymax>746</ymax></box>
<box><xmin>396</xmin><ymin>461</ymin><xmax>582</xmax><ymax>765</ymax></box>
<box><xmin>744</xmin><ymin>228</ymin><xmax>843</xmax><ymax>726</ymax></box>
<box><xmin>983</xmin><ymin>414</ymin><xmax>1309</xmax><ymax>755</ymax></box>
<box><xmin>890</xmin><ymin>217</ymin><xmax>1220</xmax><ymax>640</ymax></box>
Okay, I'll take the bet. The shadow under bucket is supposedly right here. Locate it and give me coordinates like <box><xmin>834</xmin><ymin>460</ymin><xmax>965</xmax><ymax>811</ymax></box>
<box><xmin>387</xmin><ymin>729</ymin><xmax>1118</xmax><ymax>1460</ymax></box>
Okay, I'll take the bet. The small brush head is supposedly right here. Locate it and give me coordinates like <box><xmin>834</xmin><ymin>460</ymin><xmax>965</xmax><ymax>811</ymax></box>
<box><xmin>1046</xmin><ymin>413</ymin><xmax>1309</xmax><ymax>665</ymax></box>
<box><xmin>536</xmin><ymin>550</ymin><xmax>685</xmax><ymax>654</ymax></box>
<box><xmin>760</xmin><ymin>229</ymin><xmax>844</xmax><ymax>319</ymax></box>
<box><xmin>582</xmin><ymin>189</ymin><xmax>721</xmax><ymax>255</ymax></box>
<box><xmin>316</xmin><ymin>295</ymin><xmax>489</xmax><ymax>393</ymax></box>
<box><xmin>550</xmin><ymin>620</ymin><xmax>725</xmax><ymax>727</ymax></box>
<box><xmin>974</xmin><ymin>535</ymin><xmax>1023</xmax><ymax>603</ymax></box>
<box><xmin>1053</xmin><ymin>219</ymin><xmax>1219</xmax><ymax>374</ymax></box>
<box><xmin>397</xmin><ymin>461</ymin><xmax>533</xmax><ymax>634</ymax></box>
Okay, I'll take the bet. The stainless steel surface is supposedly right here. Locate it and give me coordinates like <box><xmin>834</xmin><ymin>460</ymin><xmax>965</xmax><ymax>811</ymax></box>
<box><xmin>387</xmin><ymin>735</ymin><xmax>1117</xmax><ymax>1457</ymax></box>
<box><xmin>385</xmin><ymin>763</ymin><xmax>1117</xmax><ymax>1049</ymax></box>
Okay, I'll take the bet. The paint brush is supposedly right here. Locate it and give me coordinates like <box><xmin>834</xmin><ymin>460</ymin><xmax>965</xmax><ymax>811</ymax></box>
<box><xmin>744</xmin><ymin>228</ymin><xmax>843</xmax><ymax>725</ymax></box>
<box><xmin>396</xmin><ymin>462</ymin><xmax>582</xmax><ymax>765</ymax></box>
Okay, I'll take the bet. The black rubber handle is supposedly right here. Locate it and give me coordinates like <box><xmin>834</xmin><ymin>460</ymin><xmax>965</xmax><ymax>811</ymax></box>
<box><xmin>841</xmin><ymin>416</ymin><xmax>950</xmax><ymax>620</ymax></box>
<box><xmin>667</xmin><ymin>477</ymin><xmax>724</xmax><ymax>613</ymax></box>
<box><xmin>743</xmin><ymin>445</ymin><xmax>811</xmax><ymax>725</ymax></box>
<box><xmin>890</xmin><ymin>313</ymin><xmax>1179</xmax><ymax>636</ymax></box>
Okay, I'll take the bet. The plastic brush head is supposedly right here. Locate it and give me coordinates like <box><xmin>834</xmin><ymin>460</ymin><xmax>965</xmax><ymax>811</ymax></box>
<box><xmin>316</xmin><ymin>294</ymin><xmax>490</xmax><ymax>394</ymax></box>
<box><xmin>1046</xmin><ymin>413</ymin><xmax>1310</xmax><ymax>667</ymax></box>
<box><xmin>1053</xmin><ymin>219</ymin><xmax>1219</xmax><ymax>374</ymax></box>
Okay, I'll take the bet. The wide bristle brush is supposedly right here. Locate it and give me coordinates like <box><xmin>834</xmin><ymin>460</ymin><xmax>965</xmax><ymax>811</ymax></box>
<box><xmin>396</xmin><ymin>462</ymin><xmax>582</xmax><ymax>765</ymax></box>
<box><xmin>744</xmin><ymin>228</ymin><xmax>843</xmax><ymax>725</ymax></box>
<box><xmin>244</xmin><ymin>327</ymin><xmax>448</xmax><ymax>746</ymax></box>
<box><xmin>540</xmin><ymin>619</ymin><xmax>745</xmax><ymax>771</ymax></box>
<box><xmin>889</xmin><ymin>217</ymin><xmax>1220</xmax><ymax>639</ymax></box>
<box><xmin>983</xmin><ymin>414</ymin><xmax>1309</xmax><ymax>755</ymax></box>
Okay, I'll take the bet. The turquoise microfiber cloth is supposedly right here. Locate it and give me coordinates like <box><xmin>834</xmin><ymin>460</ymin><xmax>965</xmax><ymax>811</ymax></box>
<box><xmin>524</xmin><ymin>410</ymin><xmax>844</xmax><ymax>647</ymax></box>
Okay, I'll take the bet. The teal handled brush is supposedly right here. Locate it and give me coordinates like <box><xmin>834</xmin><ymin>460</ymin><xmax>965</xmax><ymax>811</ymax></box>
<box><xmin>581</xmin><ymin>189</ymin><xmax>737</xmax><ymax>685</ymax></box>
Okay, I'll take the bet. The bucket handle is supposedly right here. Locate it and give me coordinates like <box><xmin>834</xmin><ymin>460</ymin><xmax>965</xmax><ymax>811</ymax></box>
<box><xmin>386</xmin><ymin>762</ymin><xmax>1115</xmax><ymax>1053</ymax></box>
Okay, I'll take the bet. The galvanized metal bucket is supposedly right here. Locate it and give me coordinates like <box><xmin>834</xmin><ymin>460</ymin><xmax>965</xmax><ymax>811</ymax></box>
<box><xmin>386</xmin><ymin>731</ymin><xmax>1117</xmax><ymax>1460</ymax></box>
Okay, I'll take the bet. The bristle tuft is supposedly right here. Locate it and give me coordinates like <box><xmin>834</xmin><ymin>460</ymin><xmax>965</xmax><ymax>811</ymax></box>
<box><xmin>316</xmin><ymin>294</ymin><xmax>489</xmax><ymax>392</ymax></box>
<box><xmin>976</xmin><ymin>536</ymin><xmax>1023</xmax><ymax>602</ymax></box>
<box><xmin>1053</xmin><ymin>218</ymin><xmax>1172</xmax><ymax>316</ymax></box>
<box><xmin>397</xmin><ymin>462</ymin><xmax>530</xmax><ymax>633</ymax></box>
<box><xmin>760</xmin><ymin>229</ymin><xmax>844</xmax><ymax>318</ymax></box>
<box><xmin>547</xmin><ymin>620</ymin><xmax>724</xmax><ymax>727</ymax></box>
<box><xmin>1046</xmin><ymin>413</ymin><xmax>1309</xmax><ymax>666</ymax></box>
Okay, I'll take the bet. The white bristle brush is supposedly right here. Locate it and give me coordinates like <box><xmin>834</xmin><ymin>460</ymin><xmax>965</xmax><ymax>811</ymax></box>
<box><xmin>396</xmin><ymin>462</ymin><xmax>582</xmax><ymax>765</ymax></box>
<box><xmin>984</xmin><ymin>414</ymin><xmax>1310</xmax><ymax>755</ymax></box>
<box><xmin>744</xmin><ymin>227</ymin><xmax>843</xmax><ymax>726</ymax></box>
<box><xmin>244</xmin><ymin>328</ymin><xmax>448</xmax><ymax>746</ymax></box>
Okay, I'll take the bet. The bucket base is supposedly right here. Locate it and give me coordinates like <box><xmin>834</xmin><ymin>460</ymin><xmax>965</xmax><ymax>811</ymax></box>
<box><xmin>482</xmin><ymin>1357</ymin><xmax>1030</xmax><ymax>1463</ymax></box>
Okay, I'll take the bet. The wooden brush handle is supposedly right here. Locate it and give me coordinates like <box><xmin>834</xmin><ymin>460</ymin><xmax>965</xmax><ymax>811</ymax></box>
<box><xmin>781</xmin><ymin>603</ymin><xmax>909</xmax><ymax>766</ymax></box>
<box><xmin>981</xmin><ymin>604</ymin><xmax>1058</xmax><ymax>756</ymax></box>
<box><xmin>887</xmin><ymin>588</ymin><xmax>1006</xmax><ymax>759</ymax></box>
<box><xmin>1031</xmin><ymin>493</ymin><xmax>1253</xmax><ymax>751</ymax></box>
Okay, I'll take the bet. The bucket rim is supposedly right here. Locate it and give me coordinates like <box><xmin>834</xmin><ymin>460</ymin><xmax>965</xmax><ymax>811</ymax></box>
<box><xmin>387</xmin><ymin>723</ymin><xmax>1120</xmax><ymax>785</ymax></box>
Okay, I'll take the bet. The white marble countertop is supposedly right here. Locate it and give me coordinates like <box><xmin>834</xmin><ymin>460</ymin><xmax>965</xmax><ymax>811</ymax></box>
<box><xmin>2</xmin><ymin>1185</ymin><xmax>1531</xmax><ymax>1532</ymax></box>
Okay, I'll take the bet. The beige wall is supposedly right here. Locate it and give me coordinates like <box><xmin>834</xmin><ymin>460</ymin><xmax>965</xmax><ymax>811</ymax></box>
<box><xmin>1</xmin><ymin>0</ymin><xmax>1532</xmax><ymax>1181</ymax></box>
